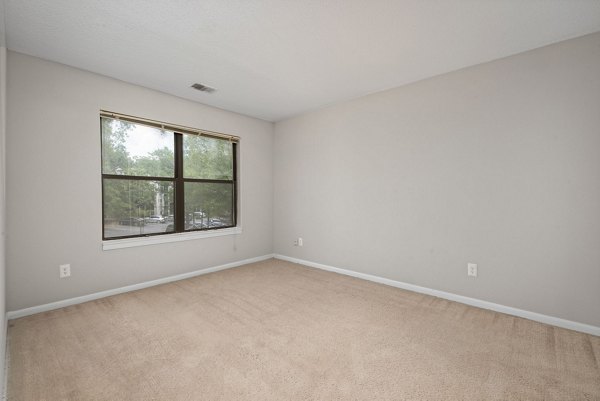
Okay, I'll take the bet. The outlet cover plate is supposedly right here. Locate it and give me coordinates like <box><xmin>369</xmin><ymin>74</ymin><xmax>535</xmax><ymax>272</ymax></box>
<box><xmin>467</xmin><ymin>263</ymin><xmax>477</xmax><ymax>277</ymax></box>
<box><xmin>59</xmin><ymin>264</ymin><xmax>71</xmax><ymax>278</ymax></box>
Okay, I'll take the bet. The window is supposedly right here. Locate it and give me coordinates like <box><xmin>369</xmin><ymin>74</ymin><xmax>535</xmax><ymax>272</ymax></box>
<box><xmin>101</xmin><ymin>112</ymin><xmax>237</xmax><ymax>240</ymax></box>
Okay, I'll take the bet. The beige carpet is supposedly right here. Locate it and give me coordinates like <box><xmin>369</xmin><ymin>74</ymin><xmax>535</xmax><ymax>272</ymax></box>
<box><xmin>7</xmin><ymin>258</ymin><xmax>600</xmax><ymax>401</ymax></box>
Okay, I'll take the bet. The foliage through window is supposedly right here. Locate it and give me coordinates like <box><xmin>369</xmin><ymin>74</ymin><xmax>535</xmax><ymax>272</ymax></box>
<box><xmin>101</xmin><ymin>115</ymin><xmax>237</xmax><ymax>239</ymax></box>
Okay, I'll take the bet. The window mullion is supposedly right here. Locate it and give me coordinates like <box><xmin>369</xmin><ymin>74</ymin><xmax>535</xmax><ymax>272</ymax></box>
<box><xmin>174</xmin><ymin>133</ymin><xmax>185</xmax><ymax>233</ymax></box>
<box><xmin>233</xmin><ymin>142</ymin><xmax>237</xmax><ymax>227</ymax></box>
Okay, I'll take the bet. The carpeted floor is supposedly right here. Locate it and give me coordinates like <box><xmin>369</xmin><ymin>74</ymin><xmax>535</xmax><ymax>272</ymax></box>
<box><xmin>7</xmin><ymin>258</ymin><xmax>600</xmax><ymax>400</ymax></box>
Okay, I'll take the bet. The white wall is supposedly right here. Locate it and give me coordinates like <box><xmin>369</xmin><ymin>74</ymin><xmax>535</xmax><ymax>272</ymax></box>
<box><xmin>274</xmin><ymin>32</ymin><xmax>600</xmax><ymax>327</ymax></box>
<box><xmin>6</xmin><ymin>52</ymin><xmax>273</xmax><ymax>311</ymax></box>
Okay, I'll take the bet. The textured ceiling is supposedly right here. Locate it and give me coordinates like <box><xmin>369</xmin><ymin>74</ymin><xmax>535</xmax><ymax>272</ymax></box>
<box><xmin>3</xmin><ymin>0</ymin><xmax>600</xmax><ymax>121</ymax></box>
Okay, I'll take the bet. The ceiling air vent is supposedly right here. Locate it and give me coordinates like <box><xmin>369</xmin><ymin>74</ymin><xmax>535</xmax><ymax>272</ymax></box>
<box><xmin>191</xmin><ymin>83</ymin><xmax>216</xmax><ymax>93</ymax></box>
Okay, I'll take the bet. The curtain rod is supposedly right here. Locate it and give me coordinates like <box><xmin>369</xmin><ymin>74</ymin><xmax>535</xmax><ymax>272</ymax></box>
<box><xmin>100</xmin><ymin>110</ymin><xmax>240</xmax><ymax>142</ymax></box>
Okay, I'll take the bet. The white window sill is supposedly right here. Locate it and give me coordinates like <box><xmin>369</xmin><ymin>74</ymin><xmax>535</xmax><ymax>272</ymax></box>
<box><xmin>102</xmin><ymin>227</ymin><xmax>243</xmax><ymax>250</ymax></box>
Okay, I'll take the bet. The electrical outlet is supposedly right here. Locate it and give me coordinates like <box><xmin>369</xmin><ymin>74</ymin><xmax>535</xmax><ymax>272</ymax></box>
<box><xmin>467</xmin><ymin>263</ymin><xmax>477</xmax><ymax>277</ymax></box>
<box><xmin>293</xmin><ymin>239</ymin><xmax>298</xmax><ymax>246</ymax></box>
<box><xmin>59</xmin><ymin>264</ymin><xmax>71</xmax><ymax>278</ymax></box>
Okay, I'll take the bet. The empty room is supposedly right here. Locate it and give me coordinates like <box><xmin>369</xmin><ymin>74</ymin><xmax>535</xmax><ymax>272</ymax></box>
<box><xmin>0</xmin><ymin>1</ymin><xmax>599</xmax><ymax>400</ymax></box>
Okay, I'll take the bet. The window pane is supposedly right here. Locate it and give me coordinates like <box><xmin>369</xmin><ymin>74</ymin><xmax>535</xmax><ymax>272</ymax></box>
<box><xmin>184</xmin><ymin>182</ymin><xmax>234</xmax><ymax>229</ymax></box>
<box><xmin>183</xmin><ymin>135</ymin><xmax>233</xmax><ymax>180</ymax></box>
<box><xmin>103</xmin><ymin>179</ymin><xmax>175</xmax><ymax>238</ymax></box>
<box><xmin>101</xmin><ymin>117</ymin><xmax>175</xmax><ymax>177</ymax></box>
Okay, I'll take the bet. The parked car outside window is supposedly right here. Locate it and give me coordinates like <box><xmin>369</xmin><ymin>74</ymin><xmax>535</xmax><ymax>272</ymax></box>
<box><xmin>146</xmin><ymin>215</ymin><xmax>166</xmax><ymax>223</ymax></box>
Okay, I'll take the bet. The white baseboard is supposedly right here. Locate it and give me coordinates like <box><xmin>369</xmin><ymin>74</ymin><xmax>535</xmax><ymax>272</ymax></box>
<box><xmin>6</xmin><ymin>254</ymin><xmax>274</xmax><ymax>320</ymax></box>
<box><xmin>2</xmin><ymin>314</ymin><xmax>7</xmax><ymax>401</ymax></box>
<box><xmin>274</xmin><ymin>254</ymin><xmax>600</xmax><ymax>337</ymax></box>
<box><xmin>7</xmin><ymin>252</ymin><xmax>598</xmax><ymax>336</ymax></box>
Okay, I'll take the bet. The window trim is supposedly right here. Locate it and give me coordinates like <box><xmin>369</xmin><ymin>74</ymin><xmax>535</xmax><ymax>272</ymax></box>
<box><xmin>102</xmin><ymin>226</ymin><xmax>243</xmax><ymax>251</ymax></box>
<box><xmin>101</xmin><ymin>113</ymin><xmax>238</xmax><ymax>242</ymax></box>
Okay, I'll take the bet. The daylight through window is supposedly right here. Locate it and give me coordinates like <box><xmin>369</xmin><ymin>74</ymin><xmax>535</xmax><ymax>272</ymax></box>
<box><xmin>101</xmin><ymin>114</ymin><xmax>237</xmax><ymax>240</ymax></box>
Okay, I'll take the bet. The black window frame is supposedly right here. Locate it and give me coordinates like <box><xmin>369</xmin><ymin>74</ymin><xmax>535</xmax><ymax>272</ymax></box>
<box><xmin>101</xmin><ymin>115</ymin><xmax>238</xmax><ymax>241</ymax></box>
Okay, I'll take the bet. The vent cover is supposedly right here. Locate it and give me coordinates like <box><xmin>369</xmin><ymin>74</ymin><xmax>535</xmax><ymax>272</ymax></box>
<box><xmin>191</xmin><ymin>83</ymin><xmax>216</xmax><ymax>93</ymax></box>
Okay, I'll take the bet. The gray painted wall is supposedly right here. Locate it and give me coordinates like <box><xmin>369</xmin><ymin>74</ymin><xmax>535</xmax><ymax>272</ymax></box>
<box><xmin>0</xmin><ymin>45</ymin><xmax>7</xmax><ymax>398</ymax></box>
<box><xmin>273</xmin><ymin>32</ymin><xmax>600</xmax><ymax>326</ymax></box>
<box><xmin>6</xmin><ymin>51</ymin><xmax>273</xmax><ymax>311</ymax></box>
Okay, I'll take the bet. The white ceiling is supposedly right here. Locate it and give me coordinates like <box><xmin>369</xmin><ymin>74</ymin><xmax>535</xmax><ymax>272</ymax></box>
<box><xmin>3</xmin><ymin>1</ymin><xmax>600</xmax><ymax>121</ymax></box>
